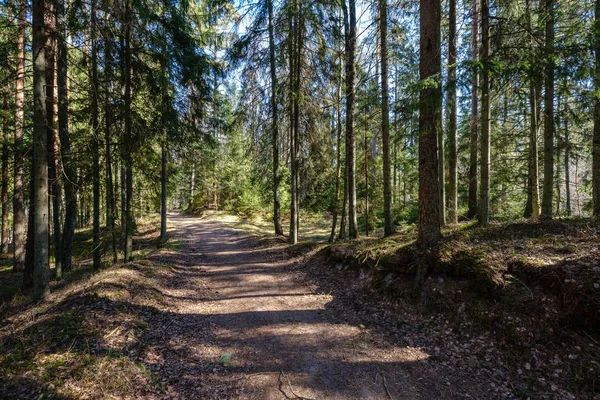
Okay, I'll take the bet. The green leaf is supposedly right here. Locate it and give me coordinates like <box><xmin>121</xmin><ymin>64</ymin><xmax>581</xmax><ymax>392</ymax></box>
<box><xmin>219</xmin><ymin>353</ymin><xmax>233</xmax><ymax>365</ymax></box>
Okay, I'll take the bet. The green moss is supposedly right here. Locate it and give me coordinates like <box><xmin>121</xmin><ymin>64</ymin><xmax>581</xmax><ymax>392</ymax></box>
<box><xmin>164</xmin><ymin>240</ymin><xmax>182</xmax><ymax>252</ymax></box>
<box><xmin>432</xmin><ymin>244</ymin><xmax>503</xmax><ymax>298</ymax></box>
<box><xmin>553</xmin><ymin>243</ymin><xmax>578</xmax><ymax>254</ymax></box>
<box><xmin>287</xmin><ymin>241</ymin><xmax>320</xmax><ymax>257</ymax></box>
<box><xmin>0</xmin><ymin>338</ymin><xmax>31</xmax><ymax>375</ymax></box>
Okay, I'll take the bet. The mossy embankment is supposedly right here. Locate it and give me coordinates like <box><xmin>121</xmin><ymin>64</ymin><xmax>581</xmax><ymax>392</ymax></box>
<box><xmin>322</xmin><ymin>220</ymin><xmax>599</xmax><ymax>329</ymax></box>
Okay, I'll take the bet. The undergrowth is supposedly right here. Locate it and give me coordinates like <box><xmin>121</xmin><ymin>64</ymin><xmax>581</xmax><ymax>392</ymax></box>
<box><xmin>0</xmin><ymin>217</ymin><xmax>171</xmax><ymax>399</ymax></box>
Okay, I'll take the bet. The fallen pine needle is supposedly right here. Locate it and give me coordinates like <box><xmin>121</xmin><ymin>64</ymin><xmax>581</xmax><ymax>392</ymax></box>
<box><xmin>383</xmin><ymin>374</ymin><xmax>394</xmax><ymax>400</ymax></box>
<box><xmin>582</xmin><ymin>330</ymin><xmax>599</xmax><ymax>346</ymax></box>
<box><xmin>278</xmin><ymin>370</ymin><xmax>317</xmax><ymax>400</ymax></box>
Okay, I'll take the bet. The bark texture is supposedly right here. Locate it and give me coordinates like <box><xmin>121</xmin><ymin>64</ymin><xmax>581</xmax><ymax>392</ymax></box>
<box><xmin>380</xmin><ymin>0</ymin><xmax>395</xmax><ymax>236</ymax></box>
<box><xmin>32</xmin><ymin>0</ymin><xmax>50</xmax><ymax>300</ymax></box>
<box><xmin>329</xmin><ymin>45</ymin><xmax>343</xmax><ymax>243</ymax></box>
<box><xmin>104</xmin><ymin>28</ymin><xmax>117</xmax><ymax>263</ymax></box>
<box><xmin>541</xmin><ymin>0</ymin><xmax>554</xmax><ymax>219</ymax></box>
<box><xmin>124</xmin><ymin>1</ymin><xmax>134</xmax><ymax>262</ymax></box>
<box><xmin>417</xmin><ymin>0</ymin><xmax>441</xmax><ymax>248</ymax></box>
<box><xmin>58</xmin><ymin>0</ymin><xmax>77</xmax><ymax>272</ymax></box>
<box><xmin>478</xmin><ymin>0</ymin><xmax>491</xmax><ymax>226</ymax></box>
<box><xmin>446</xmin><ymin>0</ymin><xmax>458</xmax><ymax>224</ymax></box>
<box><xmin>345</xmin><ymin>0</ymin><xmax>358</xmax><ymax>239</ymax></box>
<box><xmin>527</xmin><ymin>80</ymin><xmax>541</xmax><ymax>220</ymax></box>
<box><xmin>594</xmin><ymin>0</ymin><xmax>600</xmax><ymax>217</ymax></box>
<box><xmin>467</xmin><ymin>0</ymin><xmax>479</xmax><ymax>220</ymax></box>
<box><xmin>13</xmin><ymin>0</ymin><xmax>26</xmax><ymax>272</ymax></box>
<box><xmin>91</xmin><ymin>0</ymin><xmax>101</xmax><ymax>269</ymax></box>
<box><xmin>1</xmin><ymin>74</ymin><xmax>9</xmax><ymax>254</ymax></box>
<box><xmin>268</xmin><ymin>0</ymin><xmax>283</xmax><ymax>236</ymax></box>
<box><xmin>45</xmin><ymin>0</ymin><xmax>62</xmax><ymax>277</ymax></box>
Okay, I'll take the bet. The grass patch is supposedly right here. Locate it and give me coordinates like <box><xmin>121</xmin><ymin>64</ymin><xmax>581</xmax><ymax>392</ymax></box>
<box><xmin>0</xmin><ymin>273</ymin><xmax>166</xmax><ymax>398</ymax></box>
<box><xmin>163</xmin><ymin>240</ymin><xmax>182</xmax><ymax>252</ymax></box>
<box><xmin>206</xmin><ymin>210</ymin><xmax>333</xmax><ymax>243</ymax></box>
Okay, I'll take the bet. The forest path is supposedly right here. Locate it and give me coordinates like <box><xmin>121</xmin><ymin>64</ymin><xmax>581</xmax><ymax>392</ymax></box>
<box><xmin>144</xmin><ymin>214</ymin><xmax>479</xmax><ymax>399</ymax></box>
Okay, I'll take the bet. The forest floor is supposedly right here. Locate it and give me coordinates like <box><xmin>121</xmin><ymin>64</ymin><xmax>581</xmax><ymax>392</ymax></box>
<box><xmin>0</xmin><ymin>212</ymin><xmax>598</xmax><ymax>399</ymax></box>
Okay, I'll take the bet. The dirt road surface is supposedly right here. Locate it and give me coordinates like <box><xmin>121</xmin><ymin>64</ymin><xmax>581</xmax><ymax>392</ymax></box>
<box><xmin>142</xmin><ymin>214</ymin><xmax>511</xmax><ymax>399</ymax></box>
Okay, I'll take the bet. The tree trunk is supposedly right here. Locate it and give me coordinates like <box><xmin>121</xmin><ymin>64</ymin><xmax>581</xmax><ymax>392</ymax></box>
<box><xmin>288</xmin><ymin>7</ymin><xmax>298</xmax><ymax>245</ymax></box>
<box><xmin>293</xmin><ymin>9</ymin><xmax>302</xmax><ymax>241</ymax></box>
<box><xmin>555</xmin><ymin>141</ymin><xmax>561</xmax><ymax>215</ymax></box>
<box><xmin>364</xmin><ymin>116</ymin><xmax>369</xmax><ymax>236</ymax></box>
<box><xmin>91</xmin><ymin>0</ymin><xmax>101</xmax><ymax>269</ymax></box>
<box><xmin>380</xmin><ymin>0</ymin><xmax>394</xmax><ymax>235</ymax></box>
<box><xmin>417</xmin><ymin>0</ymin><xmax>441</xmax><ymax>249</ymax></box>
<box><xmin>120</xmin><ymin>164</ymin><xmax>126</xmax><ymax>241</ymax></box>
<box><xmin>345</xmin><ymin>0</ymin><xmax>358</xmax><ymax>239</ymax></box>
<box><xmin>77</xmin><ymin>188</ymin><xmax>82</xmax><ymax>229</ymax></box>
<box><xmin>159</xmin><ymin>13</ymin><xmax>168</xmax><ymax>244</ymax></box>
<box><xmin>22</xmin><ymin>180</ymin><xmax>35</xmax><ymax>290</ymax></box>
<box><xmin>467</xmin><ymin>0</ymin><xmax>479</xmax><ymax>220</ymax></box>
<box><xmin>446</xmin><ymin>0</ymin><xmax>458</xmax><ymax>225</ymax></box>
<box><xmin>478</xmin><ymin>0</ymin><xmax>491</xmax><ymax>226</ymax></box>
<box><xmin>524</xmin><ymin>0</ymin><xmax>540</xmax><ymax>220</ymax></box>
<box><xmin>104</xmin><ymin>27</ymin><xmax>117</xmax><ymax>263</ymax></box>
<box><xmin>190</xmin><ymin>165</ymin><xmax>195</xmax><ymax>202</ymax></box>
<box><xmin>564</xmin><ymin>117</ymin><xmax>571</xmax><ymax>216</ymax></box>
<box><xmin>123</xmin><ymin>0</ymin><xmax>133</xmax><ymax>262</ymax></box>
<box><xmin>58</xmin><ymin>0</ymin><xmax>76</xmax><ymax>272</ymax></box>
<box><xmin>1</xmin><ymin>74</ymin><xmax>9</xmax><ymax>254</ymax></box>
<box><xmin>13</xmin><ymin>0</ymin><xmax>26</xmax><ymax>272</ymax></box>
<box><xmin>393</xmin><ymin>140</ymin><xmax>397</xmax><ymax>202</ymax></box>
<box><xmin>268</xmin><ymin>0</ymin><xmax>283</xmax><ymax>236</ymax></box>
<box><xmin>329</xmin><ymin>45</ymin><xmax>343</xmax><ymax>243</ymax></box>
<box><xmin>160</xmin><ymin>140</ymin><xmax>168</xmax><ymax>241</ymax></box>
<box><xmin>338</xmin><ymin>5</ymin><xmax>349</xmax><ymax>242</ymax></box>
<box><xmin>394</xmin><ymin>64</ymin><xmax>399</xmax><ymax>205</ymax></box>
<box><xmin>438</xmin><ymin>92</ymin><xmax>445</xmax><ymax>226</ymax></box>
<box><xmin>593</xmin><ymin>0</ymin><xmax>600</xmax><ymax>218</ymax></box>
<box><xmin>44</xmin><ymin>0</ymin><xmax>62</xmax><ymax>278</ymax></box>
<box><xmin>524</xmin><ymin>93</ymin><xmax>532</xmax><ymax>218</ymax></box>
<box><xmin>575</xmin><ymin>154</ymin><xmax>581</xmax><ymax>216</ymax></box>
<box><xmin>32</xmin><ymin>0</ymin><xmax>50</xmax><ymax>300</ymax></box>
<box><xmin>541</xmin><ymin>0</ymin><xmax>554</xmax><ymax>219</ymax></box>
<box><xmin>527</xmin><ymin>79</ymin><xmax>541</xmax><ymax>219</ymax></box>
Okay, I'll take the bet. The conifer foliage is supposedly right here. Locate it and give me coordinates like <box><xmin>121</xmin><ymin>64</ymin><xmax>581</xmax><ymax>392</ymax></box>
<box><xmin>0</xmin><ymin>0</ymin><xmax>598</xmax><ymax>297</ymax></box>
